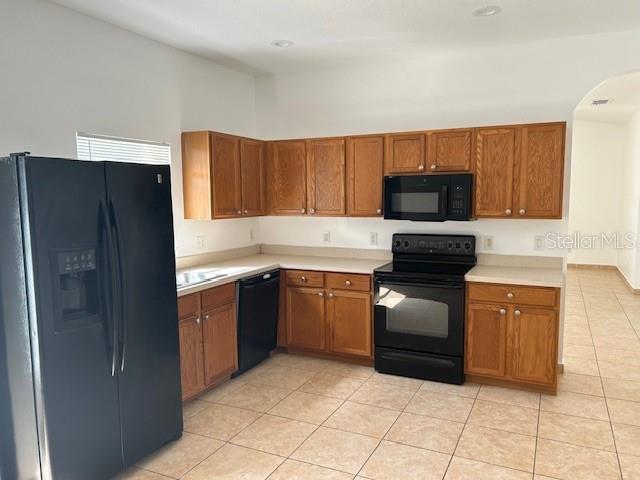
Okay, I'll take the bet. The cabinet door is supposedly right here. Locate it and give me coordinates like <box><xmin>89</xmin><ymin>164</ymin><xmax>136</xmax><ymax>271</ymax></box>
<box><xmin>181</xmin><ymin>131</ymin><xmax>212</xmax><ymax>220</ymax></box>
<box><xmin>211</xmin><ymin>133</ymin><xmax>242</xmax><ymax>218</ymax></box>
<box><xmin>426</xmin><ymin>129</ymin><xmax>472</xmax><ymax>172</ymax></box>
<box><xmin>327</xmin><ymin>290</ymin><xmax>372</xmax><ymax>358</ymax></box>
<box><xmin>465</xmin><ymin>303</ymin><xmax>507</xmax><ymax>378</ymax></box>
<box><xmin>510</xmin><ymin>307</ymin><xmax>558</xmax><ymax>386</ymax></box>
<box><xmin>346</xmin><ymin>136</ymin><xmax>384</xmax><ymax>216</ymax></box>
<box><xmin>384</xmin><ymin>133</ymin><xmax>426</xmax><ymax>174</ymax></box>
<box><xmin>179</xmin><ymin>315</ymin><xmax>205</xmax><ymax>400</ymax></box>
<box><xmin>516</xmin><ymin>123</ymin><xmax>565</xmax><ymax>218</ymax></box>
<box><xmin>307</xmin><ymin>138</ymin><xmax>346</xmax><ymax>216</ymax></box>
<box><xmin>202</xmin><ymin>303</ymin><xmax>238</xmax><ymax>385</ymax></box>
<box><xmin>240</xmin><ymin>138</ymin><xmax>266</xmax><ymax>216</ymax></box>
<box><xmin>286</xmin><ymin>287</ymin><xmax>326</xmax><ymax>351</ymax></box>
<box><xmin>475</xmin><ymin>128</ymin><xmax>518</xmax><ymax>218</ymax></box>
<box><xmin>268</xmin><ymin>140</ymin><xmax>307</xmax><ymax>215</ymax></box>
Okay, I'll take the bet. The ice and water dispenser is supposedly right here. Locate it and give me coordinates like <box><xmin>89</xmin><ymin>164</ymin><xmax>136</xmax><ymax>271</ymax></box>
<box><xmin>53</xmin><ymin>248</ymin><xmax>99</xmax><ymax>330</ymax></box>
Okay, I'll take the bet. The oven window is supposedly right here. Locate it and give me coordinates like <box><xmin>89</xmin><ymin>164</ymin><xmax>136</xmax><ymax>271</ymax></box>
<box><xmin>377</xmin><ymin>285</ymin><xmax>449</xmax><ymax>338</ymax></box>
<box><xmin>391</xmin><ymin>192</ymin><xmax>439</xmax><ymax>213</ymax></box>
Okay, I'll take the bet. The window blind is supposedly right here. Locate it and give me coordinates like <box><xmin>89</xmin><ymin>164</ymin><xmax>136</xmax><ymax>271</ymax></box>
<box><xmin>76</xmin><ymin>132</ymin><xmax>170</xmax><ymax>165</ymax></box>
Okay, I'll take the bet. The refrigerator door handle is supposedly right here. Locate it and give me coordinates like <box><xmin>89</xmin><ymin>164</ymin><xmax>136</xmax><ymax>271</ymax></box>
<box><xmin>109</xmin><ymin>197</ymin><xmax>127</xmax><ymax>374</ymax></box>
<box><xmin>100</xmin><ymin>200</ymin><xmax>118</xmax><ymax>377</ymax></box>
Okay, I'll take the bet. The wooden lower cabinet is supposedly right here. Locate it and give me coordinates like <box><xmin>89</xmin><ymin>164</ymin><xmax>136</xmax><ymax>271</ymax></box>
<box><xmin>284</xmin><ymin>270</ymin><xmax>373</xmax><ymax>360</ymax></box>
<box><xmin>177</xmin><ymin>284</ymin><xmax>238</xmax><ymax>401</ymax></box>
<box><xmin>465</xmin><ymin>282</ymin><xmax>559</xmax><ymax>393</ymax></box>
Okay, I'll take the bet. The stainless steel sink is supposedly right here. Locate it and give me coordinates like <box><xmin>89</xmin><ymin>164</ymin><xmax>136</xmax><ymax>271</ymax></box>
<box><xmin>176</xmin><ymin>270</ymin><xmax>228</xmax><ymax>289</ymax></box>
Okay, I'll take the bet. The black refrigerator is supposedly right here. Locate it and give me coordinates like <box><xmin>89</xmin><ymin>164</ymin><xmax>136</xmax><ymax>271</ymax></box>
<box><xmin>0</xmin><ymin>154</ymin><xmax>183</xmax><ymax>480</ymax></box>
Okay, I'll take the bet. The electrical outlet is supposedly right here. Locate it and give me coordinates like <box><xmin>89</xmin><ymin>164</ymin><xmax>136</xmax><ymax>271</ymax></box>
<box><xmin>483</xmin><ymin>235</ymin><xmax>494</xmax><ymax>251</ymax></box>
<box><xmin>322</xmin><ymin>231</ymin><xmax>331</xmax><ymax>243</ymax></box>
<box><xmin>534</xmin><ymin>236</ymin><xmax>545</xmax><ymax>250</ymax></box>
<box><xmin>369</xmin><ymin>232</ymin><xmax>378</xmax><ymax>246</ymax></box>
<box><xmin>196</xmin><ymin>235</ymin><xmax>207</xmax><ymax>250</ymax></box>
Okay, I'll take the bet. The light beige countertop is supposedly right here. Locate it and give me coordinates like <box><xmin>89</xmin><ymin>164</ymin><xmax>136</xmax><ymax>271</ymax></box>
<box><xmin>176</xmin><ymin>253</ymin><xmax>389</xmax><ymax>297</ymax></box>
<box><xmin>465</xmin><ymin>263</ymin><xmax>564</xmax><ymax>289</ymax></box>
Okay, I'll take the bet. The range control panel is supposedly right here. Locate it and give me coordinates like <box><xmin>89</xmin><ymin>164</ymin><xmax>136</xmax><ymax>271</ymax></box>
<box><xmin>392</xmin><ymin>234</ymin><xmax>476</xmax><ymax>256</ymax></box>
<box><xmin>57</xmin><ymin>249</ymin><xmax>96</xmax><ymax>274</ymax></box>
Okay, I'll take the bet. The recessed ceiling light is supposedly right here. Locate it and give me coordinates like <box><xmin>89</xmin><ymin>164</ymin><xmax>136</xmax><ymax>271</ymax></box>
<box><xmin>272</xmin><ymin>40</ymin><xmax>294</xmax><ymax>48</ymax></box>
<box><xmin>472</xmin><ymin>5</ymin><xmax>502</xmax><ymax>16</ymax></box>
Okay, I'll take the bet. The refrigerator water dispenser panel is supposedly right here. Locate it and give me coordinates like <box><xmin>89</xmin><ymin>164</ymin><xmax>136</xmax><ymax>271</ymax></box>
<box><xmin>53</xmin><ymin>248</ymin><xmax>99</xmax><ymax>329</ymax></box>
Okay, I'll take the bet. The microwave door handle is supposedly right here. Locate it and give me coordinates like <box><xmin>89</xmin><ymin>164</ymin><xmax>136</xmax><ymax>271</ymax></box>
<box><xmin>440</xmin><ymin>184</ymin><xmax>448</xmax><ymax>218</ymax></box>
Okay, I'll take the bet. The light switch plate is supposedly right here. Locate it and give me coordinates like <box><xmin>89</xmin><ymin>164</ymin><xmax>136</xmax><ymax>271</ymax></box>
<box><xmin>322</xmin><ymin>231</ymin><xmax>331</xmax><ymax>243</ymax></box>
<box><xmin>483</xmin><ymin>235</ymin><xmax>494</xmax><ymax>251</ymax></box>
<box><xmin>196</xmin><ymin>235</ymin><xmax>207</xmax><ymax>250</ymax></box>
<box><xmin>369</xmin><ymin>232</ymin><xmax>378</xmax><ymax>246</ymax></box>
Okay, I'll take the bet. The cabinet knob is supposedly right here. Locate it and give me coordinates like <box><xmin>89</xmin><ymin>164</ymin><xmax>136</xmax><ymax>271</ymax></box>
<box><xmin>345</xmin><ymin>280</ymin><xmax>352</xmax><ymax>286</ymax></box>
<box><xmin>499</xmin><ymin>308</ymin><xmax>506</xmax><ymax>315</ymax></box>
<box><xmin>430</xmin><ymin>164</ymin><xmax>437</xmax><ymax>170</ymax></box>
<box><xmin>237</xmin><ymin>210</ymin><xmax>241</xmax><ymax>215</ymax></box>
<box><xmin>301</xmin><ymin>276</ymin><xmax>307</xmax><ymax>283</ymax></box>
<box><xmin>418</xmin><ymin>164</ymin><xmax>425</xmax><ymax>171</ymax></box>
<box><xmin>300</xmin><ymin>208</ymin><xmax>306</xmax><ymax>213</ymax></box>
<box><xmin>244</xmin><ymin>209</ymin><xmax>248</xmax><ymax>214</ymax></box>
<box><xmin>514</xmin><ymin>309</ymin><xmax>521</xmax><ymax>316</ymax></box>
<box><xmin>318</xmin><ymin>292</ymin><xmax>324</xmax><ymax>297</ymax></box>
<box><xmin>310</xmin><ymin>208</ymin><xmax>316</xmax><ymax>214</ymax></box>
<box><xmin>376</xmin><ymin>208</ymin><xmax>382</xmax><ymax>214</ymax></box>
<box><xmin>519</xmin><ymin>208</ymin><xmax>526</xmax><ymax>215</ymax></box>
<box><xmin>328</xmin><ymin>292</ymin><xmax>334</xmax><ymax>298</ymax></box>
<box><xmin>505</xmin><ymin>208</ymin><xmax>512</xmax><ymax>215</ymax></box>
<box><xmin>196</xmin><ymin>317</ymin><xmax>201</xmax><ymax>324</ymax></box>
<box><xmin>205</xmin><ymin>314</ymin><xmax>210</xmax><ymax>320</ymax></box>
<box><xmin>506</xmin><ymin>292</ymin><xmax>514</xmax><ymax>299</ymax></box>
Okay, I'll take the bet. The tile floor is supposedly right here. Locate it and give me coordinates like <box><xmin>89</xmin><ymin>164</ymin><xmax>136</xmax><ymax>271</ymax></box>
<box><xmin>118</xmin><ymin>267</ymin><xmax>640</xmax><ymax>479</ymax></box>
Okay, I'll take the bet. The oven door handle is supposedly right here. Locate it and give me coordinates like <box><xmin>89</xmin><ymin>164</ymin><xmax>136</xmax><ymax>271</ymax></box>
<box><xmin>375</xmin><ymin>279</ymin><xmax>464</xmax><ymax>289</ymax></box>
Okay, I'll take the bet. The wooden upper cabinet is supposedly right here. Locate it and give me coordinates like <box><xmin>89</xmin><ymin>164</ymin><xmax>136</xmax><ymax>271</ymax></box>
<box><xmin>211</xmin><ymin>133</ymin><xmax>242</xmax><ymax>218</ymax></box>
<box><xmin>240</xmin><ymin>138</ymin><xmax>266</xmax><ymax>216</ymax></box>
<box><xmin>182</xmin><ymin>131</ymin><xmax>213</xmax><ymax>220</ymax></box>
<box><xmin>268</xmin><ymin>140</ymin><xmax>308</xmax><ymax>215</ymax></box>
<box><xmin>516</xmin><ymin>123</ymin><xmax>565</xmax><ymax>218</ymax></box>
<box><xmin>327</xmin><ymin>289</ymin><xmax>372</xmax><ymax>358</ymax></box>
<box><xmin>426</xmin><ymin>129</ymin><xmax>473</xmax><ymax>172</ymax></box>
<box><xmin>306</xmin><ymin>138</ymin><xmax>346</xmax><ymax>216</ymax></box>
<box><xmin>286</xmin><ymin>286</ymin><xmax>326</xmax><ymax>351</ymax></box>
<box><xmin>346</xmin><ymin>136</ymin><xmax>384</xmax><ymax>216</ymax></box>
<box><xmin>384</xmin><ymin>133</ymin><xmax>426</xmax><ymax>174</ymax></box>
<box><xmin>509</xmin><ymin>307</ymin><xmax>558</xmax><ymax>385</ymax></box>
<box><xmin>465</xmin><ymin>303</ymin><xmax>507</xmax><ymax>378</ymax></box>
<box><xmin>474</xmin><ymin>128</ymin><xmax>518</xmax><ymax>218</ymax></box>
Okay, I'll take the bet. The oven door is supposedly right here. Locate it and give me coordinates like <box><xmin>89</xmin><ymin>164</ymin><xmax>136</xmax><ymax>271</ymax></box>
<box><xmin>383</xmin><ymin>175</ymin><xmax>448</xmax><ymax>221</ymax></box>
<box><xmin>374</xmin><ymin>278</ymin><xmax>464</xmax><ymax>356</ymax></box>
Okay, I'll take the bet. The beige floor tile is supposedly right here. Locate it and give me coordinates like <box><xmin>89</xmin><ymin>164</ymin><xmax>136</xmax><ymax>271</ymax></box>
<box><xmin>234</xmin><ymin>363</ymin><xmax>277</xmax><ymax>383</ymax></box>
<box><xmin>245</xmin><ymin>364</ymin><xmax>317</xmax><ymax>390</ymax></box>
<box><xmin>182</xmin><ymin>399</ymin><xmax>211</xmax><ymax>420</ymax></box>
<box><xmin>215</xmin><ymin>383</ymin><xmax>291</xmax><ymax>413</ymax></box>
<box><xmin>613</xmin><ymin>423</ymin><xmax>640</xmax><ymax>456</ymax></box>
<box><xmin>230</xmin><ymin>414</ymin><xmax>316</xmax><ymax>456</ymax></box>
<box><xmin>594</xmin><ymin>336</ymin><xmax>640</xmax><ymax>351</ymax></box>
<box><xmin>360</xmin><ymin>440</ymin><xmax>450</xmax><ymax>480</ymax></box>
<box><xmin>290</xmin><ymin>427</ymin><xmax>379</xmax><ymax>474</ymax></box>
<box><xmin>563</xmin><ymin>344</ymin><xmax>596</xmax><ymax>360</ymax></box>
<box><xmin>477</xmin><ymin>385</ymin><xmax>540</xmax><ymax>409</ymax></box>
<box><xmin>182</xmin><ymin>443</ymin><xmax>284</xmax><ymax>480</ymax></box>
<box><xmin>184</xmin><ymin>403</ymin><xmax>261</xmax><ymax>441</ymax></box>
<box><xmin>534</xmin><ymin>438</ymin><xmax>620</xmax><ymax>480</ymax></box>
<box><xmin>540</xmin><ymin>390</ymin><xmax>609</xmax><ymax>421</ymax></box>
<box><xmin>607</xmin><ymin>398</ymin><xmax>640</xmax><ymax>426</ymax></box>
<box><xmin>367</xmin><ymin>371</ymin><xmax>423</xmax><ymax>390</ymax></box>
<box><xmin>419</xmin><ymin>380</ymin><xmax>480</xmax><ymax>398</ymax></box>
<box><xmin>599</xmin><ymin>360</ymin><xmax>640</xmax><ymax>382</ymax></box>
<box><xmin>603</xmin><ymin>378</ymin><xmax>640</xmax><ymax>402</ymax></box>
<box><xmin>405</xmin><ymin>391</ymin><xmax>474</xmax><ymax>423</ymax></box>
<box><xmin>455</xmin><ymin>424</ymin><xmax>535</xmax><ymax>472</ymax></box>
<box><xmin>348</xmin><ymin>381</ymin><xmax>416</xmax><ymax>410</ymax></box>
<box><xmin>268</xmin><ymin>459</ymin><xmax>352</xmax><ymax>480</ymax></box>
<box><xmin>618</xmin><ymin>453</ymin><xmax>640</xmax><ymax>480</ymax></box>
<box><xmin>136</xmin><ymin>432</ymin><xmax>223</xmax><ymax>478</ymax></box>
<box><xmin>323</xmin><ymin>401</ymin><xmax>399</xmax><ymax>438</ymax></box>
<box><xmin>564</xmin><ymin>355</ymin><xmax>600</xmax><ymax>376</ymax></box>
<box><xmin>322</xmin><ymin>362</ymin><xmax>374</xmax><ymax>380</ymax></box>
<box><xmin>537</xmin><ymin>411</ymin><xmax>615</xmax><ymax>451</ymax></box>
<box><xmin>597</xmin><ymin>347</ymin><xmax>640</xmax><ymax>367</ymax></box>
<box><xmin>564</xmin><ymin>334</ymin><xmax>594</xmax><ymax>346</ymax></box>
<box><xmin>558</xmin><ymin>372</ymin><xmax>604</xmax><ymax>396</ymax></box>
<box><xmin>385</xmin><ymin>412</ymin><xmax>463</xmax><ymax>454</ymax></box>
<box><xmin>299</xmin><ymin>372</ymin><xmax>364</xmax><ymax>399</ymax></box>
<box><xmin>116</xmin><ymin>468</ymin><xmax>173</xmax><ymax>480</ymax></box>
<box><xmin>467</xmin><ymin>400</ymin><xmax>538</xmax><ymax>436</ymax></box>
<box><xmin>444</xmin><ymin>456</ymin><xmax>532</xmax><ymax>480</ymax></box>
<box><xmin>268</xmin><ymin>391</ymin><xmax>342</xmax><ymax>424</ymax></box>
<box><xmin>198</xmin><ymin>378</ymin><xmax>247</xmax><ymax>403</ymax></box>
<box><xmin>266</xmin><ymin>353</ymin><xmax>329</xmax><ymax>372</ymax></box>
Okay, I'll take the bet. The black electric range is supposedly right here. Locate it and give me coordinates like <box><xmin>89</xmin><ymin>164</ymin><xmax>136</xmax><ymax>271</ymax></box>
<box><xmin>373</xmin><ymin>233</ymin><xmax>477</xmax><ymax>384</ymax></box>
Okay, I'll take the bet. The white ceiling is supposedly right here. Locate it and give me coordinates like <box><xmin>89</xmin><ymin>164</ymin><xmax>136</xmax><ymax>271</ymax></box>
<box><xmin>574</xmin><ymin>72</ymin><xmax>640</xmax><ymax>123</ymax></box>
<box><xmin>51</xmin><ymin>0</ymin><xmax>640</xmax><ymax>76</ymax></box>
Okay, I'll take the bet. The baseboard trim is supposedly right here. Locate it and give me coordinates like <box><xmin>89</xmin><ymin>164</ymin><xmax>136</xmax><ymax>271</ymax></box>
<box><xmin>615</xmin><ymin>267</ymin><xmax>640</xmax><ymax>294</ymax></box>
<box><xmin>567</xmin><ymin>263</ymin><xmax>617</xmax><ymax>270</ymax></box>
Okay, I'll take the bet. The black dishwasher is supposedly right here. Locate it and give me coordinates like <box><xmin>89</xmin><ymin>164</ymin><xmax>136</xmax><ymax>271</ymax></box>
<box><xmin>234</xmin><ymin>269</ymin><xmax>280</xmax><ymax>376</ymax></box>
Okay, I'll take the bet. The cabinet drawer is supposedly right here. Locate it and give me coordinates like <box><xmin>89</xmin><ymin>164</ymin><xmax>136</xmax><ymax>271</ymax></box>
<box><xmin>178</xmin><ymin>293</ymin><xmax>199</xmax><ymax>319</ymax></box>
<box><xmin>285</xmin><ymin>270</ymin><xmax>324</xmax><ymax>287</ymax></box>
<box><xmin>201</xmin><ymin>283</ymin><xmax>236</xmax><ymax>310</ymax></box>
<box><xmin>467</xmin><ymin>283</ymin><xmax>558</xmax><ymax>308</ymax></box>
<box><xmin>326</xmin><ymin>272</ymin><xmax>371</xmax><ymax>292</ymax></box>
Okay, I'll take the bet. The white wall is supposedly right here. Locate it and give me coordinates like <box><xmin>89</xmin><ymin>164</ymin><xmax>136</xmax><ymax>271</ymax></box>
<box><xmin>568</xmin><ymin>120</ymin><xmax>627</xmax><ymax>265</ymax></box>
<box><xmin>620</xmin><ymin>111</ymin><xmax>640</xmax><ymax>286</ymax></box>
<box><xmin>0</xmin><ymin>0</ymin><xmax>258</xmax><ymax>257</ymax></box>
<box><xmin>255</xmin><ymin>29</ymin><xmax>640</xmax><ymax>256</ymax></box>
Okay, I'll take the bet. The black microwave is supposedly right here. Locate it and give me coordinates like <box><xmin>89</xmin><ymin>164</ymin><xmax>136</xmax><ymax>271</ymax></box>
<box><xmin>383</xmin><ymin>174</ymin><xmax>473</xmax><ymax>221</ymax></box>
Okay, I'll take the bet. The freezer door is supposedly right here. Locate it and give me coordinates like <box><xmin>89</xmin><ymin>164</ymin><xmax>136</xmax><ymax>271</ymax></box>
<box><xmin>104</xmin><ymin>162</ymin><xmax>182</xmax><ymax>467</ymax></box>
<box><xmin>22</xmin><ymin>157</ymin><xmax>122</xmax><ymax>480</ymax></box>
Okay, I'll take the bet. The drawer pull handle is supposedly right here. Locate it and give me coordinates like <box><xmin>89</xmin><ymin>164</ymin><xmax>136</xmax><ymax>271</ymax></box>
<box><xmin>301</xmin><ymin>276</ymin><xmax>307</xmax><ymax>283</ymax></box>
<box><xmin>506</xmin><ymin>292</ymin><xmax>514</xmax><ymax>299</ymax></box>
<box><xmin>345</xmin><ymin>280</ymin><xmax>352</xmax><ymax>286</ymax></box>
<box><xmin>499</xmin><ymin>308</ymin><xmax>506</xmax><ymax>315</ymax></box>
<box><xmin>514</xmin><ymin>310</ymin><xmax>521</xmax><ymax>316</ymax></box>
